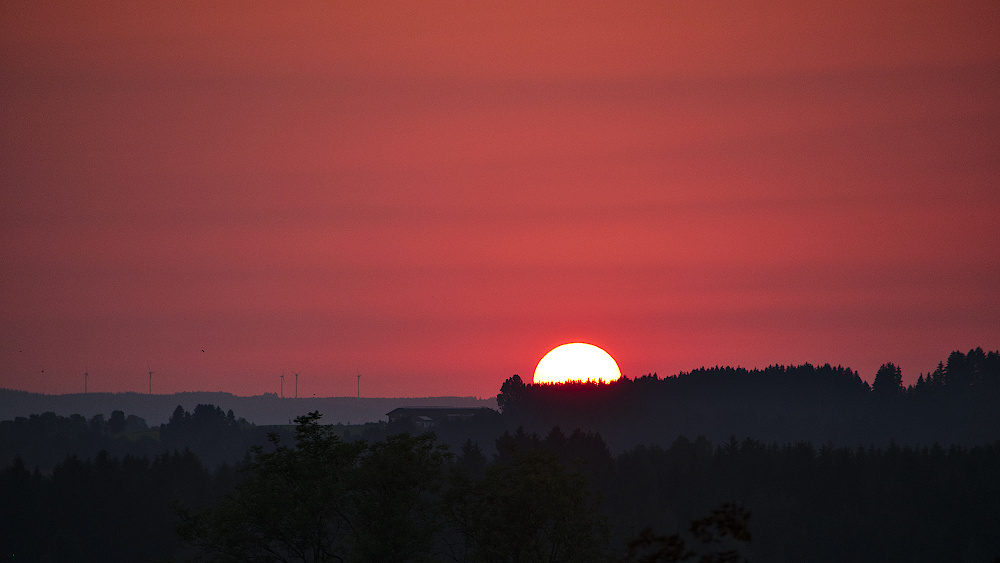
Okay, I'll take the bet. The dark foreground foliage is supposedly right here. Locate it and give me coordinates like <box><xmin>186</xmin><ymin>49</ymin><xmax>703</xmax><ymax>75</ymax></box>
<box><xmin>2</xmin><ymin>348</ymin><xmax>998</xmax><ymax>561</ymax></box>
<box><xmin>4</xmin><ymin>413</ymin><xmax>999</xmax><ymax>561</ymax></box>
<box><xmin>605</xmin><ymin>436</ymin><xmax>1000</xmax><ymax>562</ymax></box>
<box><xmin>176</xmin><ymin>412</ymin><xmax>614</xmax><ymax>563</ymax></box>
<box><xmin>0</xmin><ymin>448</ymin><xmax>236</xmax><ymax>561</ymax></box>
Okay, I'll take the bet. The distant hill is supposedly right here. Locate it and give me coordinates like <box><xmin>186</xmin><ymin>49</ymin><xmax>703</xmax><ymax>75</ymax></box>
<box><xmin>0</xmin><ymin>388</ymin><xmax>497</xmax><ymax>425</ymax></box>
<box><xmin>497</xmin><ymin>348</ymin><xmax>1000</xmax><ymax>449</ymax></box>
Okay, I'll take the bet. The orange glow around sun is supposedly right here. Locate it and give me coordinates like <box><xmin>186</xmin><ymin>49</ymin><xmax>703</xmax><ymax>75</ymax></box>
<box><xmin>533</xmin><ymin>343</ymin><xmax>622</xmax><ymax>384</ymax></box>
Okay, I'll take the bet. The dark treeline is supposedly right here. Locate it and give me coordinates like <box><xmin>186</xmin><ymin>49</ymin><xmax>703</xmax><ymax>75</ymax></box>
<box><xmin>3</xmin><ymin>416</ymin><xmax>999</xmax><ymax>561</ymax></box>
<box><xmin>489</xmin><ymin>426</ymin><xmax>1000</xmax><ymax>562</ymax></box>
<box><xmin>2</xmin><ymin>414</ymin><xmax>621</xmax><ymax>562</ymax></box>
<box><xmin>497</xmin><ymin>347</ymin><xmax>1000</xmax><ymax>449</ymax></box>
<box><xmin>2</xmin><ymin>347</ymin><xmax>999</xmax><ymax>561</ymax></box>
<box><xmin>597</xmin><ymin>433</ymin><xmax>998</xmax><ymax>562</ymax></box>
<box><xmin>0</xmin><ymin>389</ymin><xmax>497</xmax><ymax>428</ymax></box>
<box><xmin>0</xmin><ymin>404</ymin><xmax>286</xmax><ymax>472</ymax></box>
<box><xmin>1</xmin><ymin>450</ymin><xmax>236</xmax><ymax>562</ymax></box>
<box><xmin>6</xmin><ymin>348</ymin><xmax>996</xmax><ymax>473</ymax></box>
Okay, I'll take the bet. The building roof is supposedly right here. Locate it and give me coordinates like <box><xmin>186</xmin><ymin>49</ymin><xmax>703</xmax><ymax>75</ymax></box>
<box><xmin>386</xmin><ymin>406</ymin><xmax>493</xmax><ymax>418</ymax></box>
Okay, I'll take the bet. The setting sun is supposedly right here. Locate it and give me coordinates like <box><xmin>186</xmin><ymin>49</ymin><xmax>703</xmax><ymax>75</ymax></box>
<box><xmin>533</xmin><ymin>343</ymin><xmax>622</xmax><ymax>384</ymax></box>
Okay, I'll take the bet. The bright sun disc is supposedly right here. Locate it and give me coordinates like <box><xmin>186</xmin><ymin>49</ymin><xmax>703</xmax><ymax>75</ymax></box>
<box><xmin>533</xmin><ymin>343</ymin><xmax>622</xmax><ymax>384</ymax></box>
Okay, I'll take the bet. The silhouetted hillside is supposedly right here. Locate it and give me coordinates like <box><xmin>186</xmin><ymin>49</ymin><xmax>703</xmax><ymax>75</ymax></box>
<box><xmin>498</xmin><ymin>348</ymin><xmax>1000</xmax><ymax>450</ymax></box>
<box><xmin>0</xmin><ymin>389</ymin><xmax>496</xmax><ymax>425</ymax></box>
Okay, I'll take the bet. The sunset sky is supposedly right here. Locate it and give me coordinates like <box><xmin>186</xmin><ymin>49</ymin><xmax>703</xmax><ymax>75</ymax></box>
<box><xmin>2</xmin><ymin>2</ymin><xmax>998</xmax><ymax>398</ymax></box>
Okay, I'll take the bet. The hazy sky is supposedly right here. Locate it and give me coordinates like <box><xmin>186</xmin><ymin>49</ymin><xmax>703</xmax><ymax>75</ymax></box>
<box><xmin>2</xmin><ymin>2</ymin><xmax>998</xmax><ymax>398</ymax></box>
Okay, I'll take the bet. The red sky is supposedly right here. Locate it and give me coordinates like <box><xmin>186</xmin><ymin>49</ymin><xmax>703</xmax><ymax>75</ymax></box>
<box><xmin>2</xmin><ymin>1</ymin><xmax>998</xmax><ymax>398</ymax></box>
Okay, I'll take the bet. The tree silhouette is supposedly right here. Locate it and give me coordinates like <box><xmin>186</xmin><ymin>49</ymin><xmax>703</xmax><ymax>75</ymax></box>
<box><xmin>176</xmin><ymin>411</ymin><xmax>450</xmax><ymax>562</ymax></box>
<box><xmin>350</xmin><ymin>432</ymin><xmax>451</xmax><ymax>561</ymax></box>
<box><xmin>872</xmin><ymin>363</ymin><xmax>903</xmax><ymax>400</ymax></box>
<box><xmin>497</xmin><ymin>374</ymin><xmax>529</xmax><ymax>414</ymax></box>
<box><xmin>447</xmin><ymin>446</ymin><xmax>610</xmax><ymax>563</ymax></box>
<box><xmin>625</xmin><ymin>503</ymin><xmax>751</xmax><ymax>563</ymax></box>
<box><xmin>456</xmin><ymin>439</ymin><xmax>488</xmax><ymax>479</ymax></box>
<box><xmin>108</xmin><ymin>410</ymin><xmax>127</xmax><ymax>434</ymax></box>
<box><xmin>177</xmin><ymin>411</ymin><xmax>366</xmax><ymax>561</ymax></box>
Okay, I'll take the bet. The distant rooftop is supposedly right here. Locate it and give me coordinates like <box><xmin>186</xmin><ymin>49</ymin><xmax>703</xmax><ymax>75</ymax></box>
<box><xmin>386</xmin><ymin>406</ymin><xmax>495</xmax><ymax>428</ymax></box>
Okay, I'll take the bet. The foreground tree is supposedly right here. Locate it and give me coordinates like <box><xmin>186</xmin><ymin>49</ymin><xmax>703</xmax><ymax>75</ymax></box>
<box><xmin>350</xmin><ymin>432</ymin><xmax>451</xmax><ymax>560</ymax></box>
<box><xmin>625</xmin><ymin>503</ymin><xmax>751</xmax><ymax>563</ymax></box>
<box><xmin>446</xmin><ymin>447</ymin><xmax>610</xmax><ymax>563</ymax></box>
<box><xmin>174</xmin><ymin>411</ymin><xmax>755</xmax><ymax>562</ymax></box>
<box><xmin>176</xmin><ymin>412</ymin><xmax>448</xmax><ymax>562</ymax></box>
<box><xmin>177</xmin><ymin>412</ymin><xmax>362</xmax><ymax>561</ymax></box>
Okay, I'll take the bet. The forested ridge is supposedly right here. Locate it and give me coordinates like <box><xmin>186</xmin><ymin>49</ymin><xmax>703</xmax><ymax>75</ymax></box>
<box><xmin>498</xmin><ymin>347</ymin><xmax>1000</xmax><ymax>448</ymax></box>
<box><xmin>1</xmin><ymin>348</ymin><xmax>998</xmax><ymax>561</ymax></box>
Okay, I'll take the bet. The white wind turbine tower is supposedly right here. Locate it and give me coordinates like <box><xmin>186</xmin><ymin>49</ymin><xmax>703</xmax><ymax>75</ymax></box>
<box><xmin>293</xmin><ymin>372</ymin><xmax>299</xmax><ymax>399</ymax></box>
<box><xmin>84</xmin><ymin>370</ymin><xmax>88</xmax><ymax>394</ymax></box>
<box><xmin>280</xmin><ymin>373</ymin><xmax>285</xmax><ymax>398</ymax></box>
<box><xmin>147</xmin><ymin>367</ymin><xmax>154</xmax><ymax>395</ymax></box>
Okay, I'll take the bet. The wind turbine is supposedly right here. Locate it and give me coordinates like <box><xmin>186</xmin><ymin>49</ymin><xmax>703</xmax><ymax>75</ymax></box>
<box><xmin>280</xmin><ymin>373</ymin><xmax>285</xmax><ymax>398</ymax></box>
<box><xmin>293</xmin><ymin>372</ymin><xmax>299</xmax><ymax>399</ymax></box>
<box><xmin>84</xmin><ymin>370</ymin><xmax>88</xmax><ymax>394</ymax></box>
<box><xmin>147</xmin><ymin>367</ymin><xmax>154</xmax><ymax>395</ymax></box>
<box><xmin>357</xmin><ymin>373</ymin><xmax>361</xmax><ymax>399</ymax></box>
